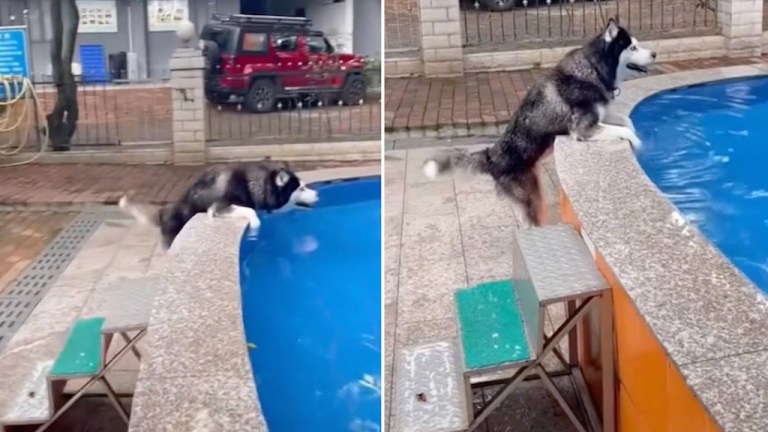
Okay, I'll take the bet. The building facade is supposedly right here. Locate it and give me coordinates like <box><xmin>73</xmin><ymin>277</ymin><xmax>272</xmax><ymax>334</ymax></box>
<box><xmin>0</xmin><ymin>0</ymin><xmax>380</xmax><ymax>81</ymax></box>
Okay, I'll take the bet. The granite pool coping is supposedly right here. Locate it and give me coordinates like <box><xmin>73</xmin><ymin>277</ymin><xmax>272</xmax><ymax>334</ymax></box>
<box><xmin>127</xmin><ymin>164</ymin><xmax>381</xmax><ymax>431</ymax></box>
<box><xmin>554</xmin><ymin>65</ymin><xmax>768</xmax><ymax>432</ymax></box>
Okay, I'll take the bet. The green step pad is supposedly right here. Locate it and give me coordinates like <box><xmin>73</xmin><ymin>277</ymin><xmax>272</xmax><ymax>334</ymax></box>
<box><xmin>50</xmin><ymin>317</ymin><xmax>105</xmax><ymax>378</ymax></box>
<box><xmin>455</xmin><ymin>280</ymin><xmax>535</xmax><ymax>371</ymax></box>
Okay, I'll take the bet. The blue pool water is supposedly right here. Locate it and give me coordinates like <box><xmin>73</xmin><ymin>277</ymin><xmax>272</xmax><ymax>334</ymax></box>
<box><xmin>240</xmin><ymin>177</ymin><xmax>381</xmax><ymax>432</ymax></box>
<box><xmin>632</xmin><ymin>76</ymin><xmax>768</xmax><ymax>293</ymax></box>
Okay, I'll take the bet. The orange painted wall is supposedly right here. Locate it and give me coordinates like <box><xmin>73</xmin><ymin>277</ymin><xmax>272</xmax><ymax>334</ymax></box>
<box><xmin>560</xmin><ymin>190</ymin><xmax>722</xmax><ymax>432</ymax></box>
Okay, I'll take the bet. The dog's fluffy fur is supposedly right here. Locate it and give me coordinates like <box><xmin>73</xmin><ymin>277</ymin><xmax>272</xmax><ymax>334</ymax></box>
<box><xmin>119</xmin><ymin>163</ymin><xmax>318</xmax><ymax>249</ymax></box>
<box><xmin>423</xmin><ymin>18</ymin><xmax>656</xmax><ymax>226</ymax></box>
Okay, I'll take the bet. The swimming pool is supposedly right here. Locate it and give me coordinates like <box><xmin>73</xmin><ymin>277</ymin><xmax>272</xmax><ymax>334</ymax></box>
<box><xmin>240</xmin><ymin>177</ymin><xmax>381</xmax><ymax>432</ymax></box>
<box><xmin>632</xmin><ymin>76</ymin><xmax>768</xmax><ymax>293</ymax></box>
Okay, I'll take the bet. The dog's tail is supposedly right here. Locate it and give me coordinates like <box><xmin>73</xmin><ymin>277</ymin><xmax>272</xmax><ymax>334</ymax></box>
<box><xmin>119</xmin><ymin>195</ymin><xmax>191</xmax><ymax>249</ymax></box>
<box><xmin>118</xmin><ymin>195</ymin><xmax>161</xmax><ymax>227</ymax></box>
<box><xmin>423</xmin><ymin>148</ymin><xmax>491</xmax><ymax>179</ymax></box>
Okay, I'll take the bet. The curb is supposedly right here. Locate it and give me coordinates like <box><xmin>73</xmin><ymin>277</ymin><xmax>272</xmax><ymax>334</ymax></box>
<box><xmin>385</xmin><ymin>122</ymin><xmax>507</xmax><ymax>140</ymax></box>
<box><xmin>0</xmin><ymin>140</ymin><xmax>382</xmax><ymax>166</ymax></box>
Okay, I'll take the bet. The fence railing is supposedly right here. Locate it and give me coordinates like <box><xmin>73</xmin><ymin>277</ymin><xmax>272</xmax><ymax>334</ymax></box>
<box><xmin>1</xmin><ymin>79</ymin><xmax>172</xmax><ymax>150</ymax></box>
<box><xmin>462</xmin><ymin>0</ymin><xmax>719</xmax><ymax>51</ymax></box>
<box><xmin>385</xmin><ymin>0</ymin><xmax>423</xmax><ymax>56</ymax></box>
<box><xmin>2</xmin><ymin>66</ymin><xmax>382</xmax><ymax>152</ymax></box>
<box><xmin>205</xmin><ymin>68</ymin><xmax>382</xmax><ymax>145</ymax></box>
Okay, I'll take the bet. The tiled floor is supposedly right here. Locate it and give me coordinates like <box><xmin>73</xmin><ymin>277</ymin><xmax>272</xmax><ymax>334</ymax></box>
<box><xmin>0</xmin><ymin>215</ymin><xmax>164</xmax><ymax>431</ymax></box>
<box><xmin>385</xmin><ymin>145</ymin><xmax>586</xmax><ymax>430</ymax></box>
<box><xmin>0</xmin><ymin>212</ymin><xmax>76</xmax><ymax>295</ymax></box>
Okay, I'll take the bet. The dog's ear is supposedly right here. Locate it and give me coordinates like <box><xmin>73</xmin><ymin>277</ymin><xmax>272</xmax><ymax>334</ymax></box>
<box><xmin>274</xmin><ymin>169</ymin><xmax>291</xmax><ymax>188</ymax></box>
<box><xmin>603</xmin><ymin>17</ymin><xmax>620</xmax><ymax>43</ymax></box>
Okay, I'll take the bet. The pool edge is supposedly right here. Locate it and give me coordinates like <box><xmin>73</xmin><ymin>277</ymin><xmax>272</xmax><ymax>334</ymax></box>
<box><xmin>555</xmin><ymin>65</ymin><xmax>768</xmax><ymax>432</ymax></box>
<box><xmin>127</xmin><ymin>164</ymin><xmax>381</xmax><ymax>432</ymax></box>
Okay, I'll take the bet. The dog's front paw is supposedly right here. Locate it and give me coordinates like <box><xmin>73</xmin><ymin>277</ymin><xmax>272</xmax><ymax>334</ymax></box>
<box><xmin>245</xmin><ymin>228</ymin><xmax>259</xmax><ymax>240</ymax></box>
<box><xmin>627</xmin><ymin>132</ymin><xmax>642</xmax><ymax>150</ymax></box>
<box><xmin>624</xmin><ymin>117</ymin><xmax>637</xmax><ymax>133</ymax></box>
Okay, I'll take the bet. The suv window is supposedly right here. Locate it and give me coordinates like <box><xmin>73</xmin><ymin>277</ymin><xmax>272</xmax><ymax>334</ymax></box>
<box><xmin>306</xmin><ymin>35</ymin><xmax>332</xmax><ymax>54</ymax></box>
<box><xmin>273</xmin><ymin>35</ymin><xmax>297</xmax><ymax>52</ymax></box>
<box><xmin>200</xmin><ymin>26</ymin><xmax>233</xmax><ymax>52</ymax></box>
<box><xmin>241</xmin><ymin>32</ymin><xmax>268</xmax><ymax>53</ymax></box>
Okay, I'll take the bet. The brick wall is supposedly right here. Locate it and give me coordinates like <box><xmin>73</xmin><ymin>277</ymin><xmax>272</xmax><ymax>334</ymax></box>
<box><xmin>718</xmin><ymin>0</ymin><xmax>765</xmax><ymax>57</ymax></box>
<box><xmin>419</xmin><ymin>0</ymin><xmax>464</xmax><ymax>77</ymax></box>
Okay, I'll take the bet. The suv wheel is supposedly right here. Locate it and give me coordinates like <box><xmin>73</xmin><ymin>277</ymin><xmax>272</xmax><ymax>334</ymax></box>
<box><xmin>244</xmin><ymin>79</ymin><xmax>278</xmax><ymax>113</ymax></box>
<box><xmin>340</xmin><ymin>75</ymin><xmax>367</xmax><ymax>106</ymax></box>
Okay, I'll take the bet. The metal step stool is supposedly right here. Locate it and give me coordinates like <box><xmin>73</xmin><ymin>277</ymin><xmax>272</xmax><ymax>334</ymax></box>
<box><xmin>463</xmin><ymin>223</ymin><xmax>611</xmax><ymax>431</ymax></box>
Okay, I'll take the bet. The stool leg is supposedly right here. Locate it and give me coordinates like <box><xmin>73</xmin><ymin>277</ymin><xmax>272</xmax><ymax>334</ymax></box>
<box><xmin>464</xmin><ymin>373</ymin><xmax>474</xmax><ymax>425</ymax></box>
<box><xmin>601</xmin><ymin>290</ymin><xmax>616</xmax><ymax>432</ymax></box>
<box><xmin>101</xmin><ymin>377</ymin><xmax>130</xmax><ymax>423</ymax></box>
<box><xmin>121</xmin><ymin>331</ymin><xmax>142</xmax><ymax>360</ymax></box>
<box><xmin>567</xmin><ymin>300</ymin><xmax>579</xmax><ymax>366</ymax></box>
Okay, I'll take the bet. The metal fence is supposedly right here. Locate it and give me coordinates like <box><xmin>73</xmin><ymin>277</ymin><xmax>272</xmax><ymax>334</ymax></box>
<box><xmin>205</xmin><ymin>68</ymin><xmax>382</xmax><ymax>145</ymax></box>
<box><xmin>385</xmin><ymin>0</ymin><xmax>423</xmax><ymax>56</ymax></box>
<box><xmin>462</xmin><ymin>0</ymin><xmax>719</xmax><ymax>51</ymax></box>
<box><xmin>1</xmin><ymin>79</ymin><xmax>172</xmax><ymax>150</ymax></box>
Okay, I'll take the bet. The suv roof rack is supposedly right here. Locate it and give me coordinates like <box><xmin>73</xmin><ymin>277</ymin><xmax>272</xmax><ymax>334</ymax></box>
<box><xmin>211</xmin><ymin>14</ymin><xmax>312</xmax><ymax>29</ymax></box>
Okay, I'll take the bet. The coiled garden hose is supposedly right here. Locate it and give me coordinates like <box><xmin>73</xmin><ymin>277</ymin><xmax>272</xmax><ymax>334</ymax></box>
<box><xmin>0</xmin><ymin>76</ymin><xmax>49</xmax><ymax>167</ymax></box>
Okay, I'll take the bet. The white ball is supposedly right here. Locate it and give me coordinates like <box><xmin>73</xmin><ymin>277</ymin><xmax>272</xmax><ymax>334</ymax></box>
<box><xmin>176</xmin><ymin>20</ymin><xmax>196</xmax><ymax>44</ymax></box>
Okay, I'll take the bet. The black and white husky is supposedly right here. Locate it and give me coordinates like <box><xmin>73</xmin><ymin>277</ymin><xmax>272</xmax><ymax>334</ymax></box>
<box><xmin>119</xmin><ymin>163</ymin><xmax>319</xmax><ymax>249</ymax></box>
<box><xmin>423</xmin><ymin>18</ymin><xmax>656</xmax><ymax>226</ymax></box>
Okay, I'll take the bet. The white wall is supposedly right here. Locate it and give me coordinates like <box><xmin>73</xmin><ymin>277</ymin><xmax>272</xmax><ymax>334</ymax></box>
<box><xmin>353</xmin><ymin>0</ymin><xmax>379</xmax><ymax>57</ymax></box>
<box><xmin>306</xmin><ymin>0</ymin><xmax>353</xmax><ymax>53</ymax></box>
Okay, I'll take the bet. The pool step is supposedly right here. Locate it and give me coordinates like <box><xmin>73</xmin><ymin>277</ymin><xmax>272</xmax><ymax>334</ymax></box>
<box><xmin>394</xmin><ymin>340</ymin><xmax>469</xmax><ymax>432</ymax></box>
<box><xmin>454</xmin><ymin>280</ymin><xmax>534</xmax><ymax>372</ymax></box>
<box><xmin>513</xmin><ymin>223</ymin><xmax>608</xmax><ymax>306</ymax></box>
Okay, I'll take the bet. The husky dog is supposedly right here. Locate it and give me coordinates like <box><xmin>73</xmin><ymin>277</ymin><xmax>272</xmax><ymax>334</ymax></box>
<box><xmin>119</xmin><ymin>163</ymin><xmax>319</xmax><ymax>249</ymax></box>
<box><xmin>422</xmin><ymin>18</ymin><xmax>656</xmax><ymax>226</ymax></box>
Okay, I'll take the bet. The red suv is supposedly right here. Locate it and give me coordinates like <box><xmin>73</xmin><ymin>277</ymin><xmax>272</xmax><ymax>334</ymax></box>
<box><xmin>200</xmin><ymin>14</ymin><xmax>368</xmax><ymax>113</ymax></box>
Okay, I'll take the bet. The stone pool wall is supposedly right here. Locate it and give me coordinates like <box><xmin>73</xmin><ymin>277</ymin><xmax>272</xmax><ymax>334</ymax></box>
<box><xmin>553</xmin><ymin>64</ymin><xmax>768</xmax><ymax>432</ymax></box>
<box><xmin>560</xmin><ymin>193</ymin><xmax>721</xmax><ymax>431</ymax></box>
<box><xmin>127</xmin><ymin>165</ymin><xmax>381</xmax><ymax>431</ymax></box>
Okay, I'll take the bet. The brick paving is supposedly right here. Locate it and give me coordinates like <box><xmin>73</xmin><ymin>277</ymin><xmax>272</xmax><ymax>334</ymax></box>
<box><xmin>0</xmin><ymin>161</ymin><xmax>374</xmax><ymax>207</ymax></box>
<box><xmin>385</xmin><ymin>54</ymin><xmax>768</xmax><ymax>132</ymax></box>
<box><xmin>0</xmin><ymin>211</ymin><xmax>76</xmax><ymax>295</ymax></box>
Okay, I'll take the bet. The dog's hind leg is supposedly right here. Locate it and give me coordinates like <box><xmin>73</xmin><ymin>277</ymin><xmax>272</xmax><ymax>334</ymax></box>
<box><xmin>498</xmin><ymin>171</ymin><xmax>545</xmax><ymax>228</ymax></box>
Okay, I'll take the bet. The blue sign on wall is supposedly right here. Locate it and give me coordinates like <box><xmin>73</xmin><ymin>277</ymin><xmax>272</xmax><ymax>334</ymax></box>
<box><xmin>0</xmin><ymin>26</ymin><xmax>30</xmax><ymax>100</ymax></box>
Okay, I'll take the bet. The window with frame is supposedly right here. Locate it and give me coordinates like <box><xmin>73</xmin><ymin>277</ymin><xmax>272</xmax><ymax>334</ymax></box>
<box><xmin>305</xmin><ymin>36</ymin><xmax>328</xmax><ymax>54</ymax></box>
<box><xmin>273</xmin><ymin>35</ymin><xmax>297</xmax><ymax>52</ymax></box>
<box><xmin>241</xmin><ymin>32</ymin><xmax>268</xmax><ymax>53</ymax></box>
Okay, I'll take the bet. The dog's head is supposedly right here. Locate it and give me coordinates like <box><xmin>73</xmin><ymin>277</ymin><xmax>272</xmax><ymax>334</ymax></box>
<box><xmin>272</xmin><ymin>168</ymin><xmax>319</xmax><ymax>208</ymax></box>
<box><xmin>603</xmin><ymin>17</ymin><xmax>656</xmax><ymax>80</ymax></box>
